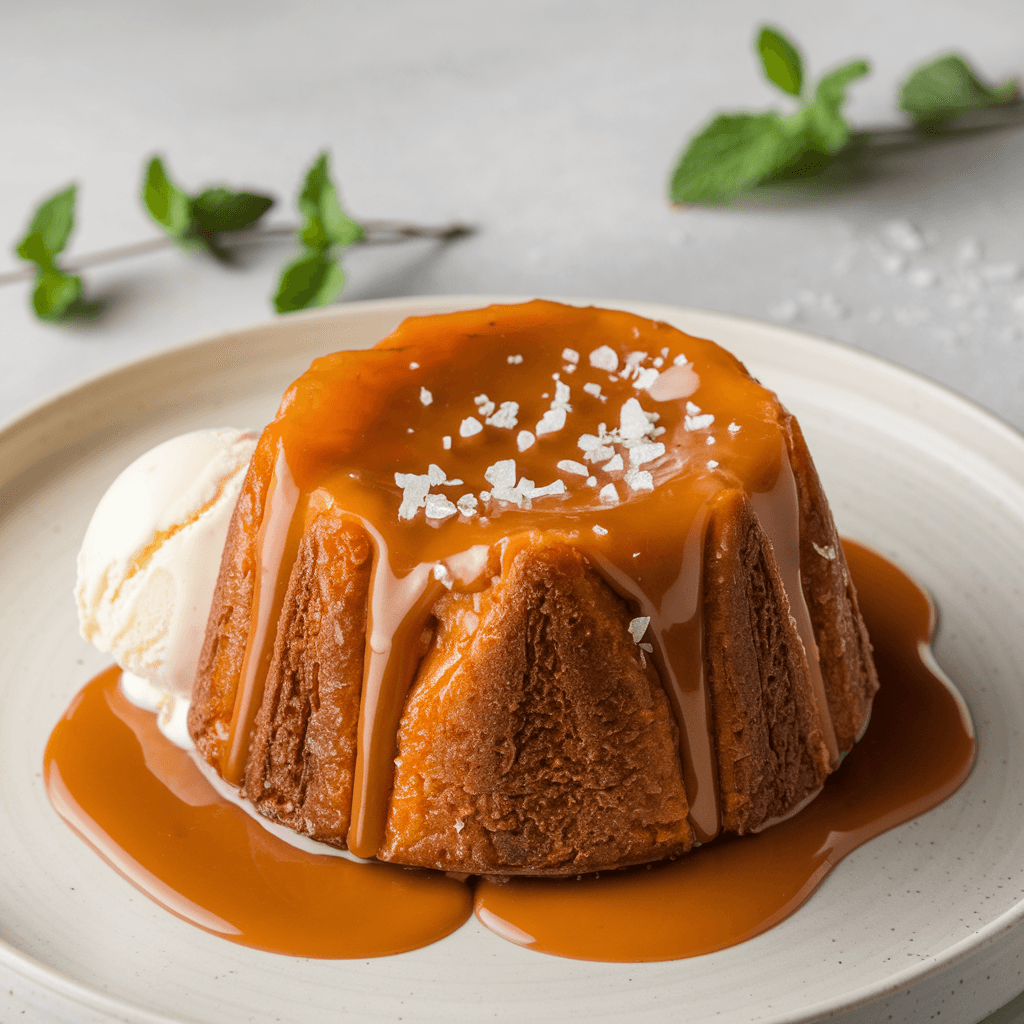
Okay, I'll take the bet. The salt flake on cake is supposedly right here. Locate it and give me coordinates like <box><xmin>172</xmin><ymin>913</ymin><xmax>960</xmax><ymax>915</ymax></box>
<box><xmin>395</xmin><ymin>472</ymin><xmax>431</xmax><ymax>520</ymax></box>
<box><xmin>425</xmin><ymin>495</ymin><xmax>458</xmax><ymax>521</ymax></box>
<box><xmin>486</xmin><ymin>402</ymin><xmax>519</xmax><ymax>429</ymax></box>
<box><xmin>535</xmin><ymin>408</ymin><xmax>567</xmax><ymax>436</ymax></box>
<box><xmin>589</xmin><ymin>346</ymin><xmax>618</xmax><ymax>372</ymax></box>
<box><xmin>629</xmin><ymin>442</ymin><xmax>665</xmax><ymax>467</ymax></box>
<box><xmin>625</xmin><ymin>468</ymin><xmax>654</xmax><ymax>492</ymax></box>
<box><xmin>517</xmin><ymin>430</ymin><xmax>536</xmax><ymax>452</ymax></box>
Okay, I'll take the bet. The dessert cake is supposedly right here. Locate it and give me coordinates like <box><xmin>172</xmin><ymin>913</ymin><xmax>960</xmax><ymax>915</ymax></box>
<box><xmin>187</xmin><ymin>300</ymin><xmax>878</xmax><ymax>876</ymax></box>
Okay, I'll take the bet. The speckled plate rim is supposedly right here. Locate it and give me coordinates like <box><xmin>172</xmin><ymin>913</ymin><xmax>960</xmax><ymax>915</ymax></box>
<box><xmin>0</xmin><ymin>294</ymin><xmax>1023</xmax><ymax>1024</ymax></box>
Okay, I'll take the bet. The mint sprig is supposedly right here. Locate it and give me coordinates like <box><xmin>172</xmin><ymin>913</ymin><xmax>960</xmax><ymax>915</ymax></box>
<box><xmin>669</xmin><ymin>30</ymin><xmax>1021</xmax><ymax>205</ymax></box>
<box><xmin>142</xmin><ymin>157</ymin><xmax>274</xmax><ymax>258</ymax></box>
<box><xmin>669</xmin><ymin>26</ymin><xmax>870</xmax><ymax>204</ymax></box>
<box><xmin>273</xmin><ymin>153</ymin><xmax>365</xmax><ymax>313</ymax></box>
<box><xmin>13</xmin><ymin>184</ymin><xmax>88</xmax><ymax>321</ymax></box>
<box><xmin>899</xmin><ymin>54</ymin><xmax>1018</xmax><ymax>124</ymax></box>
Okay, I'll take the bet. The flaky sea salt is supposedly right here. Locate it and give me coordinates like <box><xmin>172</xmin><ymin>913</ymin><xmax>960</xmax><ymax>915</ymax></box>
<box><xmin>486</xmin><ymin>401</ymin><xmax>519</xmax><ymax>429</ymax></box>
<box><xmin>624</xmin><ymin>468</ymin><xmax>653</xmax><ymax>492</ymax></box>
<box><xmin>519</xmin><ymin>479</ymin><xmax>567</xmax><ymax>499</ymax></box>
<box><xmin>442</xmin><ymin>436</ymin><xmax>452</xmax><ymax>450</ymax></box>
<box><xmin>628</xmin><ymin>442</ymin><xmax>664</xmax><ymax>467</ymax></box>
<box><xmin>557</xmin><ymin>459</ymin><xmax>588</xmax><ymax>476</ymax></box>
<box><xmin>685</xmin><ymin>412</ymin><xmax>715</xmax><ymax>431</ymax></box>
<box><xmin>628</xmin><ymin>616</ymin><xmax>650</xmax><ymax>643</ymax></box>
<box><xmin>883</xmin><ymin>220</ymin><xmax>924</xmax><ymax>253</ymax></box>
<box><xmin>632</xmin><ymin>366</ymin><xmax>660</xmax><ymax>391</ymax></box>
<box><xmin>395</xmin><ymin>473</ymin><xmax>430</xmax><ymax>520</ymax></box>
<box><xmin>619</xmin><ymin>398</ymin><xmax>651</xmax><ymax>441</ymax></box>
<box><xmin>485</xmin><ymin>459</ymin><xmax>516</xmax><ymax>488</ymax></box>
<box><xmin>589</xmin><ymin>345</ymin><xmax>619</xmax><ymax>372</ymax></box>
<box><xmin>419</xmin><ymin>387</ymin><xmax>433</xmax><ymax>406</ymax></box>
<box><xmin>599</xmin><ymin>483</ymin><xmax>619</xmax><ymax>503</ymax></box>
<box><xmin>583</xmin><ymin>382</ymin><xmax>603</xmax><ymax>400</ymax></box>
<box><xmin>562</xmin><ymin>347</ymin><xmax>580</xmax><ymax>364</ymax></box>
<box><xmin>425</xmin><ymin>494</ymin><xmax>458</xmax><ymax>521</ymax></box>
<box><xmin>603</xmin><ymin>453</ymin><xmax>624</xmax><ymax>472</ymax></box>
<box><xmin>593</xmin><ymin>524</ymin><xmax>608</xmax><ymax>536</ymax></box>
<box><xmin>460</xmin><ymin>417</ymin><xmax>483</xmax><ymax>437</ymax></box>
<box><xmin>536</xmin><ymin>408</ymin><xmax>567</xmax><ymax>435</ymax></box>
<box><xmin>517</xmin><ymin>430</ymin><xmax>536</xmax><ymax>452</ymax></box>
<box><xmin>507</xmin><ymin>354</ymin><xmax>523</xmax><ymax>364</ymax></box>
<box><xmin>578</xmin><ymin>436</ymin><xmax>614</xmax><ymax>463</ymax></box>
<box><xmin>474</xmin><ymin>394</ymin><xmax>496</xmax><ymax>418</ymax></box>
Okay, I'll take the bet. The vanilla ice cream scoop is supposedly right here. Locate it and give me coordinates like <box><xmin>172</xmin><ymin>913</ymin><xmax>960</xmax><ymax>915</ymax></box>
<box><xmin>76</xmin><ymin>428</ymin><xmax>259</xmax><ymax>710</ymax></box>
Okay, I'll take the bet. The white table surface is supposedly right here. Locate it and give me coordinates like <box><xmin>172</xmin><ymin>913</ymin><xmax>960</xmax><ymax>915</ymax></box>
<box><xmin>1</xmin><ymin>1</ymin><xmax>1022</xmax><ymax>1021</ymax></box>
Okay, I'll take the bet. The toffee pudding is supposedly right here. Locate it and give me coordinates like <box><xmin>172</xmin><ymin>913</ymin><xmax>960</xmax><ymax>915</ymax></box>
<box><xmin>187</xmin><ymin>300</ymin><xmax>878</xmax><ymax>875</ymax></box>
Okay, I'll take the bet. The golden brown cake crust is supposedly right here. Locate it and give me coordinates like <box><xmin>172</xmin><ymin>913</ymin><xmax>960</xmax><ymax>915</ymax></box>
<box><xmin>187</xmin><ymin>445</ymin><xmax>273</xmax><ymax>766</ymax></box>
<box><xmin>379</xmin><ymin>539</ymin><xmax>695</xmax><ymax>876</ymax></box>
<box><xmin>703</xmin><ymin>490</ymin><xmax>832</xmax><ymax>834</ymax></box>
<box><xmin>242</xmin><ymin>507</ymin><xmax>371</xmax><ymax>847</ymax></box>
<box><xmin>783</xmin><ymin>413</ymin><xmax>880</xmax><ymax>752</ymax></box>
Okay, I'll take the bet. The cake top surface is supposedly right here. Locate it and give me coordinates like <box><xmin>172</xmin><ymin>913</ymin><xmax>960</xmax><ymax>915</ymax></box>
<box><xmin>263</xmin><ymin>299</ymin><xmax>787</xmax><ymax>583</ymax></box>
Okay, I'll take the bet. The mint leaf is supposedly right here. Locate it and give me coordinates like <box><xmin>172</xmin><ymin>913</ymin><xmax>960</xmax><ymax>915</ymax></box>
<box><xmin>803</xmin><ymin>59</ymin><xmax>871</xmax><ymax>153</ymax></box>
<box><xmin>192</xmin><ymin>187</ymin><xmax>274</xmax><ymax>234</ymax></box>
<box><xmin>297</xmin><ymin>152</ymin><xmax>364</xmax><ymax>251</ymax></box>
<box><xmin>142</xmin><ymin>157</ymin><xmax>192</xmax><ymax>237</ymax></box>
<box><xmin>757</xmin><ymin>26</ymin><xmax>803</xmax><ymax>96</ymax></box>
<box><xmin>669</xmin><ymin>112</ymin><xmax>804</xmax><ymax>203</ymax></box>
<box><xmin>32</xmin><ymin>269</ymin><xmax>83</xmax><ymax>321</ymax></box>
<box><xmin>899</xmin><ymin>54</ymin><xmax>1018</xmax><ymax>123</ymax></box>
<box><xmin>15</xmin><ymin>184</ymin><xmax>77</xmax><ymax>271</ymax></box>
<box><xmin>273</xmin><ymin>251</ymin><xmax>346</xmax><ymax>313</ymax></box>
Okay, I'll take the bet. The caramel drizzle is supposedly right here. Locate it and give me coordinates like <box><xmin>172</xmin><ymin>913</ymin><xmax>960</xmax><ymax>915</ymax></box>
<box><xmin>749</xmin><ymin>441</ymin><xmax>839</xmax><ymax>767</ymax></box>
<box><xmin>216</xmin><ymin>301</ymin><xmax>838</xmax><ymax>853</ymax></box>
<box><xmin>222</xmin><ymin>444</ymin><xmax>300</xmax><ymax>783</ymax></box>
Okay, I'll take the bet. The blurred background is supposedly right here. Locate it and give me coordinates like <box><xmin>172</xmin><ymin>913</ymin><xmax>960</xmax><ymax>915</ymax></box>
<box><xmin>1</xmin><ymin>0</ymin><xmax>1022</xmax><ymax>432</ymax></box>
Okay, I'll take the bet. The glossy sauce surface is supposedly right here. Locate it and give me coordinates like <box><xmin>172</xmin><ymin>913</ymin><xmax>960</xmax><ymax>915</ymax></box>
<box><xmin>45</xmin><ymin>665</ymin><xmax>472</xmax><ymax>958</ymax></box>
<box><xmin>45</xmin><ymin>542</ymin><xmax>974</xmax><ymax>960</ymax></box>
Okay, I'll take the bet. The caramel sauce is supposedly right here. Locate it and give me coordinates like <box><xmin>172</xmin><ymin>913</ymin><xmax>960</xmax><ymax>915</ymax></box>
<box><xmin>212</xmin><ymin>301</ymin><xmax>835</xmax><ymax>852</ymax></box>
<box><xmin>44</xmin><ymin>542</ymin><xmax>973</xmax><ymax>961</ymax></box>
<box><xmin>474</xmin><ymin>540</ymin><xmax>976</xmax><ymax>960</ymax></box>
<box><xmin>44</xmin><ymin>666</ymin><xmax>472</xmax><ymax>958</ymax></box>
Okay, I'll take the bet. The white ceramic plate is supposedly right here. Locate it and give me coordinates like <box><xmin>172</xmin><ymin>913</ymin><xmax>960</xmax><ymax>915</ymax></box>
<box><xmin>1</xmin><ymin>297</ymin><xmax>1023</xmax><ymax>1024</ymax></box>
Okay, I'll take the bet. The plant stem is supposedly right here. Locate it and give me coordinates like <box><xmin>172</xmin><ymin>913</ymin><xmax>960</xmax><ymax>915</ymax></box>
<box><xmin>0</xmin><ymin>219</ymin><xmax>473</xmax><ymax>287</ymax></box>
